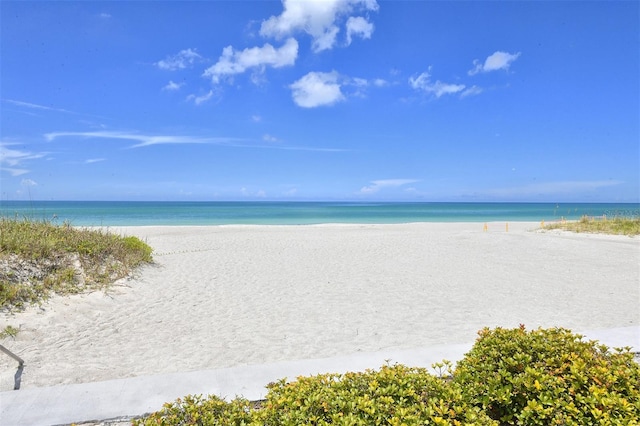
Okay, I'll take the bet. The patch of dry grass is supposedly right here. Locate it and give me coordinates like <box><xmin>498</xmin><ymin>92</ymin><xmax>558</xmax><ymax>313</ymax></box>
<box><xmin>0</xmin><ymin>218</ymin><xmax>152</xmax><ymax>310</ymax></box>
<box><xmin>544</xmin><ymin>215</ymin><xmax>640</xmax><ymax>236</ymax></box>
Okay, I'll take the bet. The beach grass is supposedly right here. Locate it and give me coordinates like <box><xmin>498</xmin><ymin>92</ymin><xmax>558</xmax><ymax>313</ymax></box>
<box><xmin>0</xmin><ymin>217</ymin><xmax>152</xmax><ymax>310</ymax></box>
<box><xmin>544</xmin><ymin>215</ymin><xmax>640</xmax><ymax>236</ymax></box>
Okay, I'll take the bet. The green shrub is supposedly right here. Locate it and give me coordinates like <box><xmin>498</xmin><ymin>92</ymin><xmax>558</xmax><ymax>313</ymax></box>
<box><xmin>134</xmin><ymin>327</ymin><xmax>640</xmax><ymax>425</ymax></box>
<box><xmin>259</xmin><ymin>363</ymin><xmax>494</xmax><ymax>425</ymax></box>
<box><xmin>135</xmin><ymin>364</ymin><xmax>495</xmax><ymax>426</ymax></box>
<box><xmin>453</xmin><ymin>326</ymin><xmax>640</xmax><ymax>425</ymax></box>
<box><xmin>134</xmin><ymin>394</ymin><xmax>257</xmax><ymax>425</ymax></box>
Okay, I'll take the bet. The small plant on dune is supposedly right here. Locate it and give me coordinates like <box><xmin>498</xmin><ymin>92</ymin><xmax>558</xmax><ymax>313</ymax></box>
<box><xmin>0</xmin><ymin>325</ymin><xmax>19</xmax><ymax>339</ymax></box>
<box><xmin>545</xmin><ymin>215</ymin><xmax>640</xmax><ymax>236</ymax></box>
<box><xmin>0</xmin><ymin>217</ymin><xmax>153</xmax><ymax>310</ymax></box>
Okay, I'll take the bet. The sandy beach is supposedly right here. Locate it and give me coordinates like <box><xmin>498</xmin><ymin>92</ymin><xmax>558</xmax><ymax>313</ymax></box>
<box><xmin>1</xmin><ymin>222</ymin><xmax>638</xmax><ymax>390</ymax></box>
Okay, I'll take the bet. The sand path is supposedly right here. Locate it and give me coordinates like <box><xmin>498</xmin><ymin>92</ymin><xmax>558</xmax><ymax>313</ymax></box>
<box><xmin>1</xmin><ymin>222</ymin><xmax>638</xmax><ymax>389</ymax></box>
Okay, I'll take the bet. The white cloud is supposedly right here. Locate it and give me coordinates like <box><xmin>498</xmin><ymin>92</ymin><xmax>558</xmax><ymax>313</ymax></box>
<box><xmin>469</xmin><ymin>51</ymin><xmax>521</xmax><ymax>75</ymax></box>
<box><xmin>352</xmin><ymin>77</ymin><xmax>369</xmax><ymax>87</ymax></box>
<box><xmin>44</xmin><ymin>130</ymin><xmax>346</xmax><ymax>152</ymax></box>
<box><xmin>263</xmin><ymin>134</ymin><xmax>280</xmax><ymax>143</ymax></box>
<box><xmin>260</xmin><ymin>0</ymin><xmax>378</xmax><ymax>52</ymax></box>
<box><xmin>346</xmin><ymin>16</ymin><xmax>374</xmax><ymax>45</ymax></box>
<box><xmin>0</xmin><ymin>141</ymin><xmax>48</xmax><ymax>176</ymax></box>
<box><xmin>484</xmin><ymin>180</ymin><xmax>623</xmax><ymax>198</ymax></box>
<box><xmin>241</xmin><ymin>187</ymin><xmax>267</xmax><ymax>198</ymax></box>
<box><xmin>21</xmin><ymin>178</ymin><xmax>37</xmax><ymax>186</ymax></box>
<box><xmin>359</xmin><ymin>179</ymin><xmax>420</xmax><ymax>194</ymax></box>
<box><xmin>251</xmin><ymin>114</ymin><xmax>262</xmax><ymax>123</ymax></box>
<box><xmin>290</xmin><ymin>71</ymin><xmax>345</xmax><ymax>108</ymax></box>
<box><xmin>461</xmin><ymin>85</ymin><xmax>483</xmax><ymax>98</ymax></box>
<box><xmin>346</xmin><ymin>77</ymin><xmax>370</xmax><ymax>98</ymax></box>
<box><xmin>203</xmin><ymin>38</ymin><xmax>298</xmax><ymax>84</ymax></box>
<box><xmin>44</xmin><ymin>131</ymin><xmax>241</xmax><ymax>148</ymax></box>
<box><xmin>3</xmin><ymin>168</ymin><xmax>29</xmax><ymax>176</ymax></box>
<box><xmin>314</xmin><ymin>25</ymin><xmax>341</xmax><ymax>52</ymax></box>
<box><xmin>186</xmin><ymin>90</ymin><xmax>214</xmax><ymax>105</ymax></box>
<box><xmin>4</xmin><ymin>99</ymin><xmax>75</xmax><ymax>114</ymax></box>
<box><xmin>4</xmin><ymin>99</ymin><xmax>106</xmax><ymax>120</ymax></box>
<box><xmin>156</xmin><ymin>48</ymin><xmax>202</xmax><ymax>71</ymax></box>
<box><xmin>163</xmin><ymin>80</ymin><xmax>184</xmax><ymax>91</ymax></box>
<box><xmin>409</xmin><ymin>72</ymin><xmax>465</xmax><ymax>98</ymax></box>
<box><xmin>85</xmin><ymin>158</ymin><xmax>106</xmax><ymax>164</ymax></box>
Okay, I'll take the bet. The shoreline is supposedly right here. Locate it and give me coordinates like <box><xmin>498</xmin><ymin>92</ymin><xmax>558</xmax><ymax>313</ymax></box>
<box><xmin>3</xmin><ymin>201</ymin><xmax>637</xmax><ymax>228</ymax></box>
<box><xmin>1</xmin><ymin>222</ymin><xmax>638</xmax><ymax>390</ymax></box>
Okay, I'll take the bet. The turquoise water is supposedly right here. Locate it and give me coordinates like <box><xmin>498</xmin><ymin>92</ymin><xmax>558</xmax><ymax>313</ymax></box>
<box><xmin>1</xmin><ymin>201</ymin><xmax>638</xmax><ymax>226</ymax></box>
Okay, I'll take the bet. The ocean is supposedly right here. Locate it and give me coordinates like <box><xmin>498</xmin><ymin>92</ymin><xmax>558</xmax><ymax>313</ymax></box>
<box><xmin>0</xmin><ymin>201</ymin><xmax>638</xmax><ymax>226</ymax></box>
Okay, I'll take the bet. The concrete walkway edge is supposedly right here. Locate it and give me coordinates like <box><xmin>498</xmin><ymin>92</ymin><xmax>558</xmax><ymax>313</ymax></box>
<box><xmin>1</xmin><ymin>326</ymin><xmax>638</xmax><ymax>426</ymax></box>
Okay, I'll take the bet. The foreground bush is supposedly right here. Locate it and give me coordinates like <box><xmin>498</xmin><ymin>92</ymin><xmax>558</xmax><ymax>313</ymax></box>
<box><xmin>454</xmin><ymin>326</ymin><xmax>640</xmax><ymax>425</ymax></box>
<box><xmin>259</xmin><ymin>364</ymin><xmax>494</xmax><ymax>425</ymax></box>
<box><xmin>134</xmin><ymin>394</ymin><xmax>256</xmax><ymax>426</ymax></box>
<box><xmin>134</xmin><ymin>327</ymin><xmax>640</xmax><ymax>425</ymax></box>
<box><xmin>135</xmin><ymin>364</ymin><xmax>495</xmax><ymax>426</ymax></box>
<box><xmin>0</xmin><ymin>218</ymin><xmax>153</xmax><ymax>310</ymax></box>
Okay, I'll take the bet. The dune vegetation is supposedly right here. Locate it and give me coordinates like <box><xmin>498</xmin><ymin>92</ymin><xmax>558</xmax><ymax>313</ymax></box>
<box><xmin>544</xmin><ymin>216</ymin><xmax>640</xmax><ymax>236</ymax></box>
<box><xmin>0</xmin><ymin>217</ymin><xmax>152</xmax><ymax>311</ymax></box>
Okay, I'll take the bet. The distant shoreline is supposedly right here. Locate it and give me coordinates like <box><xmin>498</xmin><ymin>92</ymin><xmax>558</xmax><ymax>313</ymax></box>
<box><xmin>1</xmin><ymin>201</ymin><xmax>638</xmax><ymax>227</ymax></box>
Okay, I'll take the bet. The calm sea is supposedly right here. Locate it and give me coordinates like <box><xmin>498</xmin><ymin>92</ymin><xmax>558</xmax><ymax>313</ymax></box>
<box><xmin>0</xmin><ymin>201</ymin><xmax>638</xmax><ymax>226</ymax></box>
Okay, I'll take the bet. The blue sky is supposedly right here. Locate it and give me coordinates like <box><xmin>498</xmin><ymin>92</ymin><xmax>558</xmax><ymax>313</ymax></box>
<box><xmin>1</xmin><ymin>1</ymin><xmax>638</xmax><ymax>202</ymax></box>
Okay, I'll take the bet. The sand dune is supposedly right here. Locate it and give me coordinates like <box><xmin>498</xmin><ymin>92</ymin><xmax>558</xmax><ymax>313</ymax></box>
<box><xmin>1</xmin><ymin>222</ymin><xmax>638</xmax><ymax>390</ymax></box>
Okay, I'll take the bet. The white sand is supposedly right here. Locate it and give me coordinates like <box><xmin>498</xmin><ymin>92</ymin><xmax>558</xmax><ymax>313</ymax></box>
<box><xmin>1</xmin><ymin>222</ymin><xmax>638</xmax><ymax>389</ymax></box>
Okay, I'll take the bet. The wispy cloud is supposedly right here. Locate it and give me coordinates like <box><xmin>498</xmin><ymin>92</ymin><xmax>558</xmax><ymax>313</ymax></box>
<box><xmin>4</xmin><ymin>99</ymin><xmax>76</xmax><ymax>114</ymax></box>
<box><xmin>44</xmin><ymin>131</ymin><xmax>240</xmax><ymax>149</ymax></box>
<box><xmin>186</xmin><ymin>90</ymin><xmax>214</xmax><ymax>105</ymax></box>
<box><xmin>359</xmin><ymin>179</ymin><xmax>420</xmax><ymax>194</ymax></box>
<box><xmin>469</xmin><ymin>51</ymin><xmax>521</xmax><ymax>75</ymax></box>
<box><xmin>241</xmin><ymin>187</ymin><xmax>267</xmax><ymax>198</ymax></box>
<box><xmin>484</xmin><ymin>180</ymin><xmax>623</xmax><ymax>198</ymax></box>
<box><xmin>3</xmin><ymin>99</ymin><xmax>108</xmax><ymax>119</ymax></box>
<box><xmin>263</xmin><ymin>134</ymin><xmax>280</xmax><ymax>143</ymax></box>
<box><xmin>163</xmin><ymin>80</ymin><xmax>184</xmax><ymax>91</ymax></box>
<box><xmin>85</xmin><ymin>158</ymin><xmax>106</xmax><ymax>164</ymax></box>
<box><xmin>461</xmin><ymin>85</ymin><xmax>483</xmax><ymax>98</ymax></box>
<box><xmin>409</xmin><ymin>71</ymin><xmax>465</xmax><ymax>98</ymax></box>
<box><xmin>373</xmin><ymin>78</ymin><xmax>389</xmax><ymax>87</ymax></box>
<box><xmin>156</xmin><ymin>48</ymin><xmax>202</xmax><ymax>71</ymax></box>
<box><xmin>0</xmin><ymin>141</ymin><xmax>49</xmax><ymax>176</ymax></box>
<box><xmin>44</xmin><ymin>130</ymin><xmax>347</xmax><ymax>152</ymax></box>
